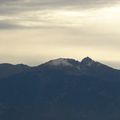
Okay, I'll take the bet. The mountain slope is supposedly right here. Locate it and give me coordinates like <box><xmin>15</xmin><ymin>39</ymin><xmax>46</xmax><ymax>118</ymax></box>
<box><xmin>0</xmin><ymin>63</ymin><xmax>31</xmax><ymax>80</ymax></box>
<box><xmin>0</xmin><ymin>57</ymin><xmax>119</xmax><ymax>120</ymax></box>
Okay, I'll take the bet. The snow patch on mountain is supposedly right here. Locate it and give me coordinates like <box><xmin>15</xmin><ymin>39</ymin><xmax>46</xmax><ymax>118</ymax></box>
<box><xmin>47</xmin><ymin>58</ymin><xmax>73</xmax><ymax>67</ymax></box>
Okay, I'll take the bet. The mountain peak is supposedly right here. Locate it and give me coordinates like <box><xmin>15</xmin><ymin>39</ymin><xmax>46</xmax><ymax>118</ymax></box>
<box><xmin>82</xmin><ymin>57</ymin><xmax>93</xmax><ymax>62</ymax></box>
<box><xmin>46</xmin><ymin>58</ymin><xmax>74</xmax><ymax>67</ymax></box>
<box><xmin>81</xmin><ymin>57</ymin><xmax>95</xmax><ymax>67</ymax></box>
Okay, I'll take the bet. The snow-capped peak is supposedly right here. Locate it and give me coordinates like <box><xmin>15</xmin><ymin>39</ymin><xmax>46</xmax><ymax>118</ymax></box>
<box><xmin>45</xmin><ymin>57</ymin><xmax>102</xmax><ymax>69</ymax></box>
<box><xmin>46</xmin><ymin>58</ymin><xmax>74</xmax><ymax>67</ymax></box>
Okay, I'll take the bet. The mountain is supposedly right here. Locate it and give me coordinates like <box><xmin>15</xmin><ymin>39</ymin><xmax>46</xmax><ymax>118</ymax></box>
<box><xmin>0</xmin><ymin>63</ymin><xmax>31</xmax><ymax>80</ymax></box>
<box><xmin>0</xmin><ymin>57</ymin><xmax>120</xmax><ymax>120</ymax></box>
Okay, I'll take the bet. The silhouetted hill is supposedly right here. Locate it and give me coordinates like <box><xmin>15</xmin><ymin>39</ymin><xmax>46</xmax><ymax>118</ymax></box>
<box><xmin>0</xmin><ymin>63</ymin><xmax>31</xmax><ymax>80</ymax></box>
<box><xmin>0</xmin><ymin>57</ymin><xmax>120</xmax><ymax>120</ymax></box>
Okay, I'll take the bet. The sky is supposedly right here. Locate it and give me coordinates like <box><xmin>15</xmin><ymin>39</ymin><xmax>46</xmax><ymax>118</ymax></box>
<box><xmin>0</xmin><ymin>0</ymin><xmax>120</xmax><ymax>69</ymax></box>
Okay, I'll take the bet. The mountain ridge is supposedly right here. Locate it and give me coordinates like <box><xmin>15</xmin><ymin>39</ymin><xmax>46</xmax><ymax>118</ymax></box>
<box><xmin>0</xmin><ymin>57</ymin><xmax>118</xmax><ymax>70</ymax></box>
<box><xmin>0</xmin><ymin>57</ymin><xmax>119</xmax><ymax>81</ymax></box>
<box><xmin>0</xmin><ymin>57</ymin><xmax>120</xmax><ymax>120</ymax></box>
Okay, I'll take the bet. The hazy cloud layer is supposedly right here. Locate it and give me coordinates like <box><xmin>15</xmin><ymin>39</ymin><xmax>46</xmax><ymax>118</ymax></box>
<box><xmin>0</xmin><ymin>0</ymin><xmax>119</xmax><ymax>15</ymax></box>
<box><xmin>0</xmin><ymin>28</ymin><xmax>120</xmax><ymax>67</ymax></box>
<box><xmin>0</xmin><ymin>0</ymin><xmax>120</xmax><ymax>28</ymax></box>
<box><xmin>0</xmin><ymin>0</ymin><xmax>120</xmax><ymax>68</ymax></box>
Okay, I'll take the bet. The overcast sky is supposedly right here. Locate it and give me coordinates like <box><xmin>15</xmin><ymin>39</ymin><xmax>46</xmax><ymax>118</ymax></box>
<box><xmin>0</xmin><ymin>0</ymin><xmax>120</xmax><ymax>69</ymax></box>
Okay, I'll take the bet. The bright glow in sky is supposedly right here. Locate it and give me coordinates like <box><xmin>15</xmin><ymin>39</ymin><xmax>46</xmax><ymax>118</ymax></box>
<box><xmin>0</xmin><ymin>0</ymin><xmax>120</xmax><ymax>68</ymax></box>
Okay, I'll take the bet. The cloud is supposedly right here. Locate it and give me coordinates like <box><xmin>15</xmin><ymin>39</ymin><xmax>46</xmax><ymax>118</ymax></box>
<box><xmin>1</xmin><ymin>4</ymin><xmax>120</xmax><ymax>29</ymax></box>
<box><xmin>0</xmin><ymin>0</ymin><xmax>119</xmax><ymax>29</ymax></box>
<box><xmin>0</xmin><ymin>22</ymin><xmax>17</xmax><ymax>29</ymax></box>
<box><xmin>0</xmin><ymin>0</ymin><xmax>119</xmax><ymax>14</ymax></box>
<box><xmin>0</xmin><ymin>0</ymin><xmax>120</xmax><ymax>68</ymax></box>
